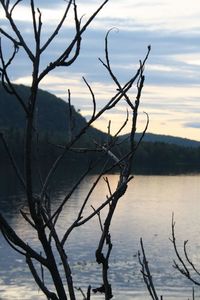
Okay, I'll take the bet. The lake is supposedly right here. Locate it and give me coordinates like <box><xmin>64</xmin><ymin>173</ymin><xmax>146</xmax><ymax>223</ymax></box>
<box><xmin>0</xmin><ymin>174</ymin><xmax>200</xmax><ymax>299</ymax></box>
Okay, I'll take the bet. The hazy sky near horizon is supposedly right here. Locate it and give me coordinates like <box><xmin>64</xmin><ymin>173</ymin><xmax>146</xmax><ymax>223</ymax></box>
<box><xmin>1</xmin><ymin>0</ymin><xmax>200</xmax><ymax>140</ymax></box>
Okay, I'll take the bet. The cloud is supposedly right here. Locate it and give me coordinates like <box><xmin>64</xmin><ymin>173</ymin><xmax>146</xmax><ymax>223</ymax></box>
<box><xmin>183</xmin><ymin>122</ymin><xmax>200</xmax><ymax>129</ymax></box>
<box><xmin>1</xmin><ymin>1</ymin><xmax>200</xmax><ymax>140</ymax></box>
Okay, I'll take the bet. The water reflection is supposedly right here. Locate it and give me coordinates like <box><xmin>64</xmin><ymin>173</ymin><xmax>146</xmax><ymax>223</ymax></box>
<box><xmin>0</xmin><ymin>174</ymin><xmax>200</xmax><ymax>299</ymax></box>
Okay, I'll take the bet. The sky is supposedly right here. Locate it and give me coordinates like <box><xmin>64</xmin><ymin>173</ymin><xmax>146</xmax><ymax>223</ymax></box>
<box><xmin>1</xmin><ymin>0</ymin><xmax>200</xmax><ymax>140</ymax></box>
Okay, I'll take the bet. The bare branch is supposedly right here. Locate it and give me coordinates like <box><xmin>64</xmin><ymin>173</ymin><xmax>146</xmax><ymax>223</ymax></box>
<box><xmin>0</xmin><ymin>212</ymin><xmax>47</xmax><ymax>266</ymax></box>
<box><xmin>0</xmin><ymin>1</ymin><xmax>152</xmax><ymax>298</ymax></box>
<box><xmin>76</xmin><ymin>176</ymin><xmax>132</xmax><ymax>227</ymax></box>
<box><xmin>39</xmin><ymin>64</ymin><xmax>146</xmax><ymax>198</ymax></box>
<box><xmin>0</xmin><ymin>1</ymin><xmax>34</xmax><ymax>61</ymax></box>
<box><xmin>83</xmin><ymin>76</ymin><xmax>96</xmax><ymax>120</ymax></box>
<box><xmin>38</xmin><ymin>0</ymin><xmax>109</xmax><ymax>81</ymax></box>
<box><xmin>132</xmin><ymin>112</ymin><xmax>149</xmax><ymax>154</ymax></box>
<box><xmin>0</xmin><ymin>39</ymin><xmax>28</xmax><ymax>113</ymax></box>
<box><xmin>67</xmin><ymin>89</ymin><xmax>74</xmax><ymax>142</ymax></box>
<box><xmin>138</xmin><ymin>238</ymin><xmax>161</xmax><ymax>300</ymax></box>
<box><xmin>31</xmin><ymin>0</ymin><xmax>40</xmax><ymax>45</ymax></box>
<box><xmin>0</xmin><ymin>133</ymin><xmax>26</xmax><ymax>190</ymax></box>
<box><xmin>0</xmin><ymin>28</ymin><xmax>21</xmax><ymax>46</ymax></box>
<box><xmin>61</xmin><ymin>159</ymin><xmax>110</xmax><ymax>245</ymax></box>
<box><xmin>99</xmin><ymin>28</ymin><xmax>134</xmax><ymax>110</ymax></box>
<box><xmin>170</xmin><ymin>213</ymin><xmax>200</xmax><ymax>286</ymax></box>
<box><xmin>26</xmin><ymin>255</ymin><xmax>59</xmax><ymax>300</ymax></box>
<box><xmin>10</xmin><ymin>0</ymin><xmax>22</xmax><ymax>16</ymax></box>
<box><xmin>40</xmin><ymin>0</ymin><xmax>73</xmax><ymax>53</ymax></box>
<box><xmin>184</xmin><ymin>240</ymin><xmax>200</xmax><ymax>277</ymax></box>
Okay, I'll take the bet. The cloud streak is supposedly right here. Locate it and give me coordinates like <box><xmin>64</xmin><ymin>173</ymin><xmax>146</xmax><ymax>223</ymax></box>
<box><xmin>1</xmin><ymin>1</ymin><xmax>200</xmax><ymax>140</ymax></box>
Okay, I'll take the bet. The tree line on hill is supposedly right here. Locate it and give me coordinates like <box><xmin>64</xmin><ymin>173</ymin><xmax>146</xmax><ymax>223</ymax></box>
<box><xmin>1</xmin><ymin>83</ymin><xmax>200</xmax><ymax>175</ymax></box>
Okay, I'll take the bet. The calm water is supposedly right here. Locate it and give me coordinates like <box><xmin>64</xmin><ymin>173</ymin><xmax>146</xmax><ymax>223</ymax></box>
<box><xmin>1</xmin><ymin>174</ymin><xmax>200</xmax><ymax>299</ymax></box>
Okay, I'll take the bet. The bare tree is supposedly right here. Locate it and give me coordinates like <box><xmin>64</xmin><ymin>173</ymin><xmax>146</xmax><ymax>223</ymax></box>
<box><xmin>138</xmin><ymin>238</ymin><xmax>163</xmax><ymax>300</ymax></box>
<box><xmin>0</xmin><ymin>1</ymin><xmax>150</xmax><ymax>299</ymax></box>
<box><xmin>139</xmin><ymin>221</ymin><xmax>197</xmax><ymax>300</ymax></box>
<box><xmin>170</xmin><ymin>214</ymin><xmax>200</xmax><ymax>295</ymax></box>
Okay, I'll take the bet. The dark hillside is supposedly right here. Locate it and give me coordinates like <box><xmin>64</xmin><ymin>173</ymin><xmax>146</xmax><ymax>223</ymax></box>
<box><xmin>121</xmin><ymin>132</ymin><xmax>200</xmax><ymax>148</ymax></box>
<box><xmin>1</xmin><ymin>83</ymin><xmax>200</xmax><ymax>174</ymax></box>
<box><xmin>0</xmin><ymin>83</ymin><xmax>86</xmax><ymax>134</ymax></box>
<box><xmin>0</xmin><ymin>83</ymin><xmax>108</xmax><ymax>143</ymax></box>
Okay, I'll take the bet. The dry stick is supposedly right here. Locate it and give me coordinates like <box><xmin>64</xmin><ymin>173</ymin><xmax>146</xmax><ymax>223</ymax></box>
<box><xmin>133</xmin><ymin>112</ymin><xmax>149</xmax><ymax>154</ymax></box>
<box><xmin>92</xmin><ymin>46</ymin><xmax>150</xmax><ymax>299</ymax></box>
<box><xmin>44</xmin><ymin>139</ymin><xmax>112</xmax><ymax>230</ymax></box>
<box><xmin>26</xmin><ymin>115</ymin><xmax>68</xmax><ymax>300</ymax></box>
<box><xmin>51</xmin><ymin>123</ymin><xmax>128</xmax><ymax>235</ymax></box>
<box><xmin>0</xmin><ymin>212</ymin><xmax>47</xmax><ymax>265</ymax></box>
<box><xmin>0</xmin><ymin>40</ymin><xmax>28</xmax><ymax>113</ymax></box>
<box><xmin>40</xmin><ymin>0</ymin><xmax>73</xmax><ymax>53</ymax></box>
<box><xmin>1</xmin><ymin>227</ymin><xmax>26</xmax><ymax>256</ymax></box>
<box><xmin>34</xmin><ymin>126</ymin><xmax>46</xmax><ymax>191</ymax></box>
<box><xmin>91</xmin><ymin>205</ymin><xmax>104</xmax><ymax>232</ymax></box>
<box><xmin>139</xmin><ymin>238</ymin><xmax>160</xmax><ymax>300</ymax></box>
<box><xmin>59</xmin><ymin>115</ymin><xmax>133</xmax><ymax>238</ymax></box>
<box><xmin>102</xmin><ymin>44</ymin><xmax>150</xmax><ymax>161</ymax></box>
<box><xmin>0</xmin><ymin>133</ymin><xmax>26</xmax><ymax>189</ymax></box>
<box><xmin>42</xmin><ymin>210</ymin><xmax>76</xmax><ymax>300</ymax></box>
<box><xmin>38</xmin><ymin>0</ymin><xmax>109</xmax><ymax>82</ymax></box>
<box><xmin>31</xmin><ymin>0</ymin><xmax>42</xmax><ymax>46</ymax></box>
<box><xmin>99</xmin><ymin>29</ymin><xmax>134</xmax><ymax>110</ymax></box>
<box><xmin>58</xmin><ymin>1</ymin><xmax>82</xmax><ymax>67</ymax></box>
<box><xmin>61</xmin><ymin>159</ymin><xmax>110</xmax><ymax>245</ymax></box>
<box><xmin>104</xmin><ymin>177</ymin><xmax>112</xmax><ymax>198</ymax></box>
<box><xmin>112</xmin><ymin>109</ymin><xmax>129</xmax><ymax>140</ymax></box>
<box><xmin>67</xmin><ymin>89</ymin><xmax>74</xmax><ymax>142</ymax></box>
<box><xmin>83</xmin><ymin>76</ymin><xmax>96</xmax><ymax>120</ymax></box>
<box><xmin>0</xmin><ymin>28</ymin><xmax>21</xmax><ymax>46</ymax></box>
<box><xmin>1</xmin><ymin>4</ymin><xmax>150</xmax><ymax>299</ymax></box>
<box><xmin>20</xmin><ymin>209</ymin><xmax>36</xmax><ymax>229</ymax></box>
<box><xmin>95</xmin><ymin>181</ymin><xmax>125</xmax><ymax>299</ymax></box>
<box><xmin>10</xmin><ymin>0</ymin><xmax>22</xmax><ymax>15</ymax></box>
<box><xmin>87</xmin><ymin>285</ymin><xmax>91</xmax><ymax>300</ymax></box>
<box><xmin>62</xmin><ymin>176</ymin><xmax>133</xmax><ymax>245</ymax></box>
<box><xmin>130</xmin><ymin>65</ymin><xmax>145</xmax><ymax>148</ymax></box>
<box><xmin>26</xmin><ymin>255</ymin><xmax>59</xmax><ymax>300</ymax></box>
<box><xmin>22</xmin><ymin>12</ymin><xmax>68</xmax><ymax>300</ymax></box>
<box><xmin>76</xmin><ymin>178</ymin><xmax>133</xmax><ymax>229</ymax></box>
<box><xmin>184</xmin><ymin>240</ymin><xmax>200</xmax><ymax>277</ymax></box>
<box><xmin>75</xmin><ymin>287</ymin><xmax>87</xmax><ymax>299</ymax></box>
<box><xmin>2</xmin><ymin>201</ymin><xmax>67</xmax><ymax>300</ymax></box>
<box><xmin>40</xmin><ymin>9</ymin><xmax>141</xmax><ymax>200</ymax></box>
<box><xmin>40</xmin><ymin>70</ymin><xmax>141</xmax><ymax>201</ymax></box>
<box><xmin>170</xmin><ymin>213</ymin><xmax>190</xmax><ymax>276</ymax></box>
<box><xmin>0</xmin><ymin>1</ymin><xmax>116</xmax><ymax>299</ymax></box>
<box><xmin>31</xmin><ymin>0</ymin><xmax>38</xmax><ymax>41</ymax></box>
<box><xmin>46</xmin><ymin>152</ymin><xmax>109</xmax><ymax>231</ymax></box>
<box><xmin>76</xmin><ymin>285</ymin><xmax>91</xmax><ymax>300</ymax></box>
<box><xmin>94</xmin><ymin>135</ymin><xmax>135</xmax><ymax>296</ymax></box>
<box><xmin>92</xmin><ymin>182</ymin><xmax>113</xmax><ymax>299</ymax></box>
<box><xmin>0</xmin><ymin>1</ymin><xmax>34</xmax><ymax>61</ymax></box>
<box><xmin>93</xmin><ymin>141</ymin><xmax>123</xmax><ymax>166</ymax></box>
<box><xmin>170</xmin><ymin>213</ymin><xmax>200</xmax><ymax>286</ymax></box>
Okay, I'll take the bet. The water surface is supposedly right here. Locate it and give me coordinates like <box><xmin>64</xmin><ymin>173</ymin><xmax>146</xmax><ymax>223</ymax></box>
<box><xmin>0</xmin><ymin>174</ymin><xmax>200</xmax><ymax>299</ymax></box>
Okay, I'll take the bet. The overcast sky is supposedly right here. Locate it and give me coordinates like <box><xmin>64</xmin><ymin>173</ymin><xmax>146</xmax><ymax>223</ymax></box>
<box><xmin>1</xmin><ymin>0</ymin><xmax>200</xmax><ymax>140</ymax></box>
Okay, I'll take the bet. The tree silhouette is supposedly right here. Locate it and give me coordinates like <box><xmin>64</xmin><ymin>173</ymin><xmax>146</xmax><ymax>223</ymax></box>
<box><xmin>0</xmin><ymin>1</ymin><xmax>150</xmax><ymax>299</ymax></box>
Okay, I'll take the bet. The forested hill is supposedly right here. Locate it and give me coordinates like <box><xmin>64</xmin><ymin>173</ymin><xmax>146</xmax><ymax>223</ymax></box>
<box><xmin>0</xmin><ymin>83</ymin><xmax>97</xmax><ymax>135</ymax></box>
<box><xmin>1</xmin><ymin>83</ymin><xmax>200</xmax><ymax>147</ymax></box>
<box><xmin>0</xmin><ymin>83</ymin><xmax>107</xmax><ymax>142</ymax></box>
<box><xmin>134</xmin><ymin>132</ymin><xmax>200</xmax><ymax>148</ymax></box>
<box><xmin>1</xmin><ymin>83</ymin><xmax>200</xmax><ymax>174</ymax></box>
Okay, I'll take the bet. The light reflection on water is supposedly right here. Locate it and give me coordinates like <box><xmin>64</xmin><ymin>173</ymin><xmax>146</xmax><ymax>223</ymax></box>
<box><xmin>0</xmin><ymin>174</ymin><xmax>200</xmax><ymax>299</ymax></box>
